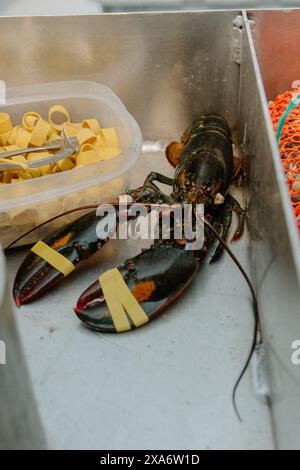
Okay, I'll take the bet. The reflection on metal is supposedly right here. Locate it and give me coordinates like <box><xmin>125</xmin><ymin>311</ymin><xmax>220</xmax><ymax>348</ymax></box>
<box><xmin>0</xmin><ymin>340</ymin><xmax>6</xmax><ymax>365</ymax></box>
<box><xmin>0</xmin><ymin>249</ymin><xmax>46</xmax><ymax>449</ymax></box>
<box><xmin>101</xmin><ymin>1</ymin><xmax>300</xmax><ymax>12</ymax></box>
<box><xmin>0</xmin><ymin>0</ymin><xmax>101</xmax><ymax>16</ymax></box>
<box><xmin>240</xmin><ymin>10</ymin><xmax>300</xmax><ymax>450</ymax></box>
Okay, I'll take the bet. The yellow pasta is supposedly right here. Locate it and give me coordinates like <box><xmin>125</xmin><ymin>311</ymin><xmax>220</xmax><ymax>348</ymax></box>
<box><xmin>48</xmin><ymin>131</ymin><xmax>62</xmax><ymax>142</ymax></box>
<box><xmin>22</xmin><ymin>112</ymin><xmax>41</xmax><ymax>131</ymax></box>
<box><xmin>27</xmin><ymin>152</ymin><xmax>51</xmax><ymax>176</ymax></box>
<box><xmin>100</xmin><ymin>128</ymin><xmax>120</xmax><ymax>148</ymax></box>
<box><xmin>57</xmin><ymin>157</ymin><xmax>75</xmax><ymax>172</ymax></box>
<box><xmin>0</xmin><ymin>105</ymin><xmax>121</xmax><ymax>184</ymax></box>
<box><xmin>17</xmin><ymin>170</ymin><xmax>33</xmax><ymax>181</ymax></box>
<box><xmin>97</xmin><ymin>147</ymin><xmax>121</xmax><ymax>160</ymax></box>
<box><xmin>48</xmin><ymin>105</ymin><xmax>71</xmax><ymax>131</ymax></box>
<box><xmin>8</xmin><ymin>125</ymin><xmax>22</xmax><ymax>145</ymax></box>
<box><xmin>16</xmin><ymin>127</ymin><xmax>32</xmax><ymax>148</ymax></box>
<box><xmin>0</xmin><ymin>131</ymin><xmax>11</xmax><ymax>146</ymax></box>
<box><xmin>2</xmin><ymin>145</ymin><xmax>19</xmax><ymax>152</ymax></box>
<box><xmin>63</xmin><ymin>192</ymin><xmax>86</xmax><ymax>211</ymax></box>
<box><xmin>63</xmin><ymin>123</ymin><xmax>82</xmax><ymax>137</ymax></box>
<box><xmin>82</xmin><ymin>118</ymin><xmax>101</xmax><ymax>135</ymax></box>
<box><xmin>11</xmin><ymin>155</ymin><xmax>27</xmax><ymax>164</ymax></box>
<box><xmin>30</xmin><ymin>119</ymin><xmax>52</xmax><ymax>146</ymax></box>
<box><xmin>85</xmin><ymin>186</ymin><xmax>102</xmax><ymax>205</ymax></box>
<box><xmin>0</xmin><ymin>157</ymin><xmax>28</xmax><ymax>170</ymax></box>
<box><xmin>9</xmin><ymin>207</ymin><xmax>38</xmax><ymax>230</ymax></box>
<box><xmin>76</xmin><ymin>128</ymin><xmax>97</xmax><ymax>146</ymax></box>
<box><xmin>0</xmin><ymin>113</ymin><xmax>13</xmax><ymax>146</ymax></box>
<box><xmin>96</xmin><ymin>133</ymin><xmax>106</xmax><ymax>147</ymax></box>
<box><xmin>42</xmin><ymin>199</ymin><xmax>62</xmax><ymax>219</ymax></box>
<box><xmin>76</xmin><ymin>148</ymin><xmax>100</xmax><ymax>166</ymax></box>
<box><xmin>0</xmin><ymin>113</ymin><xmax>13</xmax><ymax>133</ymax></box>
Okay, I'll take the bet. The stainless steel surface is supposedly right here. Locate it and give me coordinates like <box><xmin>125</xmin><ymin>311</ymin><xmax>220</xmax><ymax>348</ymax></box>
<box><xmin>101</xmin><ymin>1</ymin><xmax>300</xmax><ymax>12</ymax></box>
<box><xmin>238</xmin><ymin>10</ymin><xmax>300</xmax><ymax>450</ymax></box>
<box><xmin>0</xmin><ymin>12</ymin><xmax>240</xmax><ymax>136</ymax></box>
<box><xmin>0</xmin><ymin>249</ymin><xmax>45</xmax><ymax>449</ymax></box>
<box><xmin>0</xmin><ymin>0</ymin><xmax>101</xmax><ymax>16</ymax></box>
<box><xmin>248</xmin><ymin>8</ymin><xmax>300</xmax><ymax>281</ymax></box>
<box><xmin>0</xmin><ymin>9</ymin><xmax>299</xmax><ymax>449</ymax></box>
<box><xmin>250</xmin><ymin>9</ymin><xmax>300</xmax><ymax>101</ymax></box>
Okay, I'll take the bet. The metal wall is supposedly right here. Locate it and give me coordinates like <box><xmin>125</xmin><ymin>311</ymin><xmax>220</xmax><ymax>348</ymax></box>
<box><xmin>238</xmin><ymin>11</ymin><xmax>300</xmax><ymax>450</ymax></box>
<box><xmin>0</xmin><ymin>249</ymin><xmax>45</xmax><ymax>449</ymax></box>
<box><xmin>250</xmin><ymin>9</ymin><xmax>300</xmax><ymax>101</ymax></box>
<box><xmin>0</xmin><ymin>12</ymin><xmax>240</xmax><ymax>138</ymax></box>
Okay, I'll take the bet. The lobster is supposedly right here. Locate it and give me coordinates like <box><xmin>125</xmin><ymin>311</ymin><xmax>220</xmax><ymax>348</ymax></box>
<box><xmin>10</xmin><ymin>113</ymin><xmax>259</xmax><ymax>419</ymax></box>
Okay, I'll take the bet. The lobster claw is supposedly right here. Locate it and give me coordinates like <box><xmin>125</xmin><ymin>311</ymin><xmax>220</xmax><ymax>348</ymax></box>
<box><xmin>13</xmin><ymin>211</ymin><xmax>105</xmax><ymax>306</ymax></box>
<box><xmin>74</xmin><ymin>244</ymin><xmax>198</xmax><ymax>333</ymax></box>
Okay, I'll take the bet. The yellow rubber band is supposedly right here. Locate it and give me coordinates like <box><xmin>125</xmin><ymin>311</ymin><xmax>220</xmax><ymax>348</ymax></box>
<box><xmin>99</xmin><ymin>269</ymin><xmax>131</xmax><ymax>333</ymax></box>
<box><xmin>99</xmin><ymin>268</ymin><xmax>149</xmax><ymax>332</ymax></box>
<box><xmin>31</xmin><ymin>240</ymin><xmax>75</xmax><ymax>276</ymax></box>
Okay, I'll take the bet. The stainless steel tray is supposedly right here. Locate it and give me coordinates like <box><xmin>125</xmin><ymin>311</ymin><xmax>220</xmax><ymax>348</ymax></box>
<box><xmin>0</xmin><ymin>10</ymin><xmax>299</xmax><ymax>449</ymax></box>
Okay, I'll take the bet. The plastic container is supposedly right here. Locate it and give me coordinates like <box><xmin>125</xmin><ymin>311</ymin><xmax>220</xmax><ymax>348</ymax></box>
<box><xmin>0</xmin><ymin>81</ymin><xmax>142</xmax><ymax>247</ymax></box>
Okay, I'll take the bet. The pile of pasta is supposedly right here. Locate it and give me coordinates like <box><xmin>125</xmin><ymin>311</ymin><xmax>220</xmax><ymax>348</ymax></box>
<box><xmin>0</xmin><ymin>105</ymin><xmax>121</xmax><ymax>184</ymax></box>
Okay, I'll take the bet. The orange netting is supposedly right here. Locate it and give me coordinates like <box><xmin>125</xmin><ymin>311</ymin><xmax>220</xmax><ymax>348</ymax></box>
<box><xmin>269</xmin><ymin>85</ymin><xmax>300</xmax><ymax>231</ymax></box>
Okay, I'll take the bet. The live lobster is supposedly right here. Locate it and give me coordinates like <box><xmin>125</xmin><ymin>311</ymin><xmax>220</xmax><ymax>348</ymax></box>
<box><xmin>10</xmin><ymin>113</ymin><xmax>259</xmax><ymax>419</ymax></box>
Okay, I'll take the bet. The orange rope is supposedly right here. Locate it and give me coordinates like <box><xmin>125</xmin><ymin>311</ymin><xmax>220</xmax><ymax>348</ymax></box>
<box><xmin>269</xmin><ymin>85</ymin><xmax>300</xmax><ymax>230</ymax></box>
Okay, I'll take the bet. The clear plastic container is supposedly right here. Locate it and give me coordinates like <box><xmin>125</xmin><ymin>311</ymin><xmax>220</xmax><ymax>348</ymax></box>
<box><xmin>0</xmin><ymin>81</ymin><xmax>142</xmax><ymax>248</ymax></box>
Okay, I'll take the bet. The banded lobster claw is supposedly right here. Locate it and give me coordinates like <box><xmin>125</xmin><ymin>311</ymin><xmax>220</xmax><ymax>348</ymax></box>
<box><xmin>75</xmin><ymin>243</ymin><xmax>198</xmax><ymax>333</ymax></box>
<box><xmin>13</xmin><ymin>211</ymin><xmax>108</xmax><ymax>306</ymax></box>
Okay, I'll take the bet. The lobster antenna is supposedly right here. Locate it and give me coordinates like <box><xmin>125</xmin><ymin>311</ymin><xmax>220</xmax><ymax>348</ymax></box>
<box><xmin>6</xmin><ymin>198</ymin><xmax>146</xmax><ymax>250</ymax></box>
<box><xmin>204</xmin><ymin>217</ymin><xmax>259</xmax><ymax>422</ymax></box>
<box><xmin>6</xmin><ymin>204</ymin><xmax>101</xmax><ymax>250</ymax></box>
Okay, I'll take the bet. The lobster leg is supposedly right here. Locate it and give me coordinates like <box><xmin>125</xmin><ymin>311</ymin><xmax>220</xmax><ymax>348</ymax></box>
<box><xmin>144</xmin><ymin>171</ymin><xmax>174</xmax><ymax>187</ymax></box>
<box><xmin>75</xmin><ymin>244</ymin><xmax>198</xmax><ymax>333</ymax></box>
<box><xmin>210</xmin><ymin>198</ymin><xmax>233</xmax><ymax>264</ymax></box>
<box><xmin>143</xmin><ymin>172</ymin><xmax>174</xmax><ymax>203</ymax></box>
<box><xmin>129</xmin><ymin>172</ymin><xmax>174</xmax><ymax>204</ymax></box>
<box><xmin>210</xmin><ymin>193</ymin><xmax>245</xmax><ymax>263</ymax></box>
<box><xmin>226</xmin><ymin>194</ymin><xmax>246</xmax><ymax>241</ymax></box>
